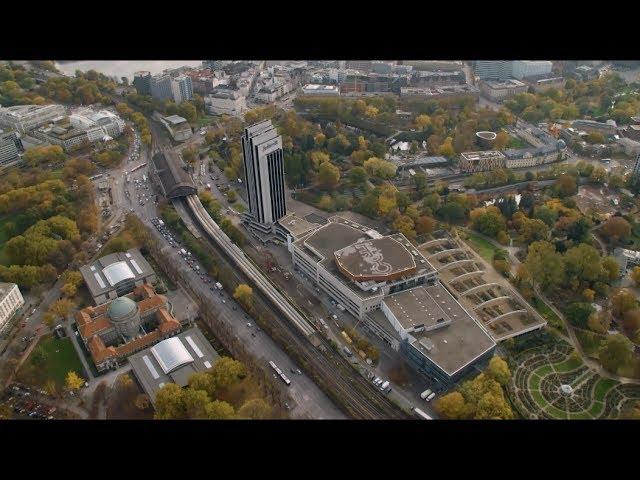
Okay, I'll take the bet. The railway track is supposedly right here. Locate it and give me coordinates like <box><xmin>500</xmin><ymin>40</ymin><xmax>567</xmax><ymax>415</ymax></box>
<box><xmin>180</xmin><ymin>195</ymin><xmax>407</xmax><ymax>419</ymax></box>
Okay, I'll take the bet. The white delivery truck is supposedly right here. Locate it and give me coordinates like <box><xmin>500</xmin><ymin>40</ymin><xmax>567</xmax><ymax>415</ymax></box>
<box><xmin>380</xmin><ymin>380</ymin><xmax>390</xmax><ymax>391</ymax></box>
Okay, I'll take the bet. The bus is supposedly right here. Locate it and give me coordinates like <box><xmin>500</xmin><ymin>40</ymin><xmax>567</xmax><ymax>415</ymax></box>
<box><xmin>269</xmin><ymin>361</ymin><xmax>291</xmax><ymax>386</ymax></box>
<box><xmin>413</xmin><ymin>407</ymin><xmax>432</xmax><ymax>420</ymax></box>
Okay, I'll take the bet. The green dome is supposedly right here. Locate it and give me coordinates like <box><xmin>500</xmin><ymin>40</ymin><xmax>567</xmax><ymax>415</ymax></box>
<box><xmin>107</xmin><ymin>296</ymin><xmax>137</xmax><ymax>319</ymax></box>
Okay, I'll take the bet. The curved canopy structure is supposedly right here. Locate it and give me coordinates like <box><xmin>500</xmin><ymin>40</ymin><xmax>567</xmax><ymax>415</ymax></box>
<box><xmin>151</xmin><ymin>337</ymin><xmax>195</xmax><ymax>374</ymax></box>
<box><xmin>152</xmin><ymin>151</ymin><xmax>196</xmax><ymax>199</ymax></box>
<box><xmin>102</xmin><ymin>261</ymin><xmax>135</xmax><ymax>286</ymax></box>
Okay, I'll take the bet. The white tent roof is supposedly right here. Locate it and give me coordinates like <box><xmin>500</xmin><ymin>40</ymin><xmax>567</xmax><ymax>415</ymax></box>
<box><xmin>151</xmin><ymin>337</ymin><xmax>194</xmax><ymax>374</ymax></box>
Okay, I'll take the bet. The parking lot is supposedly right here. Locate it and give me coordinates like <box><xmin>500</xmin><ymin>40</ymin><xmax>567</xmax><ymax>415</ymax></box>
<box><xmin>2</xmin><ymin>384</ymin><xmax>60</xmax><ymax>420</ymax></box>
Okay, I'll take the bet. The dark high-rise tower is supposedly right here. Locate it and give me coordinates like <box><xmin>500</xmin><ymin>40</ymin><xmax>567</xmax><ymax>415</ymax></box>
<box><xmin>241</xmin><ymin>120</ymin><xmax>286</xmax><ymax>232</ymax></box>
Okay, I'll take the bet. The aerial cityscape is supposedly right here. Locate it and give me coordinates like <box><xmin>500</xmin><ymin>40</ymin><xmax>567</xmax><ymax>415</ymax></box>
<box><xmin>1</xmin><ymin>58</ymin><xmax>640</xmax><ymax>421</ymax></box>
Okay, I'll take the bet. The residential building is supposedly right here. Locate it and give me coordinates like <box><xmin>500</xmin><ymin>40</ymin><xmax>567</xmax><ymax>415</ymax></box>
<box><xmin>133</xmin><ymin>71</ymin><xmax>152</xmax><ymax>96</ymax></box>
<box><xmin>187</xmin><ymin>69</ymin><xmax>227</xmax><ymax>95</ymax></box>
<box><xmin>525</xmin><ymin>75</ymin><xmax>566</xmax><ymax>92</ymax></box>
<box><xmin>301</xmin><ymin>84</ymin><xmax>340</xmax><ymax>96</ymax></box>
<box><xmin>291</xmin><ymin>216</ymin><xmax>438</xmax><ymax>320</ymax></box>
<box><xmin>345</xmin><ymin>60</ymin><xmax>373</xmax><ymax>72</ymax></box>
<box><xmin>614</xmin><ymin>247</ymin><xmax>640</xmax><ymax>276</ymax></box>
<box><xmin>572</xmin><ymin>119</ymin><xmax>617</xmax><ymax>135</ymax></box>
<box><xmin>511</xmin><ymin>60</ymin><xmax>553</xmax><ymax>80</ymax></box>
<box><xmin>241</xmin><ymin>120</ymin><xmax>286</xmax><ymax>234</ymax></box>
<box><xmin>0</xmin><ymin>104</ymin><xmax>66</xmax><ymax>133</ymax></box>
<box><xmin>0</xmin><ymin>131</ymin><xmax>23</xmax><ymax>167</ymax></box>
<box><xmin>74</xmin><ymin>284</ymin><xmax>182</xmax><ymax>371</ymax></box>
<box><xmin>80</xmin><ymin>248</ymin><xmax>158</xmax><ymax>305</ymax></box>
<box><xmin>129</xmin><ymin>327</ymin><xmax>220</xmax><ymax>404</ymax></box>
<box><xmin>479</xmin><ymin>79</ymin><xmax>528</xmax><ymax>102</ymax></box>
<box><xmin>632</xmin><ymin>153</ymin><xmax>640</xmax><ymax>185</ymax></box>
<box><xmin>411</xmin><ymin>70</ymin><xmax>466</xmax><ymax>87</ymax></box>
<box><xmin>0</xmin><ymin>283</ymin><xmax>24</xmax><ymax>332</ymax></box>
<box><xmin>159</xmin><ymin>114</ymin><xmax>192</xmax><ymax>142</ymax></box>
<box><xmin>170</xmin><ymin>75</ymin><xmax>194</xmax><ymax>103</ymax></box>
<box><xmin>504</xmin><ymin>144</ymin><xmax>561</xmax><ymax>169</ymax></box>
<box><xmin>459</xmin><ymin>150</ymin><xmax>506</xmax><ymax>172</ymax></box>
<box><xmin>400</xmin><ymin>85</ymin><xmax>480</xmax><ymax>101</ymax></box>
<box><xmin>204</xmin><ymin>89</ymin><xmax>247</xmax><ymax>116</ymax></box>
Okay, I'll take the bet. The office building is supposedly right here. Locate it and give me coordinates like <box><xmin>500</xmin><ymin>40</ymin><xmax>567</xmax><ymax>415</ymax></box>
<box><xmin>204</xmin><ymin>89</ymin><xmax>247</xmax><ymax>116</ymax></box>
<box><xmin>69</xmin><ymin>108</ymin><xmax>126</xmax><ymax>141</ymax></box>
<box><xmin>511</xmin><ymin>61</ymin><xmax>553</xmax><ymax>80</ymax></box>
<box><xmin>80</xmin><ymin>248</ymin><xmax>158</xmax><ymax>305</ymax></box>
<box><xmin>159</xmin><ymin>114</ymin><xmax>192</xmax><ymax>142</ymax></box>
<box><xmin>301</xmin><ymin>84</ymin><xmax>340</xmax><ymax>96</ymax></box>
<box><xmin>632</xmin><ymin>153</ymin><xmax>640</xmax><ymax>185</ymax></box>
<box><xmin>75</xmin><ymin>284</ymin><xmax>182</xmax><ymax>371</ymax></box>
<box><xmin>133</xmin><ymin>71</ymin><xmax>152</xmax><ymax>96</ymax></box>
<box><xmin>0</xmin><ymin>104</ymin><xmax>66</xmax><ymax>133</ymax></box>
<box><xmin>150</xmin><ymin>73</ymin><xmax>173</xmax><ymax>101</ymax></box>
<box><xmin>400</xmin><ymin>85</ymin><xmax>480</xmax><ymax>101</ymax></box>
<box><xmin>129</xmin><ymin>326</ymin><xmax>220</xmax><ymax>404</ymax></box>
<box><xmin>474</xmin><ymin>61</ymin><xmax>513</xmax><ymax>80</ymax></box>
<box><xmin>412</xmin><ymin>70</ymin><xmax>466</xmax><ymax>87</ymax></box>
<box><xmin>291</xmin><ymin>216</ymin><xmax>438</xmax><ymax>319</ymax></box>
<box><xmin>32</xmin><ymin>116</ymin><xmax>90</xmax><ymax>152</ymax></box>
<box><xmin>0</xmin><ymin>131</ymin><xmax>23</xmax><ymax>167</ymax></box>
<box><xmin>0</xmin><ymin>283</ymin><xmax>24</xmax><ymax>332</ymax></box>
<box><xmin>345</xmin><ymin>60</ymin><xmax>373</xmax><ymax>72</ymax></box>
<box><xmin>479</xmin><ymin>79</ymin><xmax>528</xmax><ymax>102</ymax></box>
<box><xmin>572</xmin><ymin>119</ymin><xmax>617</xmax><ymax>135</ymax></box>
<box><xmin>504</xmin><ymin>144</ymin><xmax>561</xmax><ymax>169</ymax></box>
<box><xmin>364</xmin><ymin>282</ymin><xmax>495</xmax><ymax>386</ymax></box>
<box><xmin>459</xmin><ymin>151</ymin><xmax>506</xmax><ymax>173</ymax></box>
<box><xmin>241</xmin><ymin>120</ymin><xmax>286</xmax><ymax>233</ymax></box>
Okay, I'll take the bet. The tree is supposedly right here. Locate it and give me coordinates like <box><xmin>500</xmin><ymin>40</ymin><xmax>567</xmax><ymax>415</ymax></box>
<box><xmin>623</xmin><ymin>309</ymin><xmax>640</xmax><ymax>334</ymax></box>
<box><xmin>439</xmin><ymin>136</ymin><xmax>455</xmax><ymax>157</ymax></box>
<box><xmin>188</xmin><ymin>371</ymin><xmax>216</xmax><ymax>397</ymax></box>
<box><xmin>470</xmin><ymin>206</ymin><xmax>506</xmax><ymax>238</ymax></box>
<box><xmin>415</xmin><ymin>216</ymin><xmax>436</xmax><ymax>235</ymax></box>
<box><xmin>392</xmin><ymin>215</ymin><xmax>416</xmax><ymax>240</ymax></box>
<box><xmin>587</xmin><ymin>310</ymin><xmax>612</xmax><ymax>334</ymax></box>
<box><xmin>589</xmin><ymin>166</ymin><xmax>607</xmax><ymax>184</ymax></box>
<box><xmin>565</xmin><ymin>302</ymin><xmax>595</xmax><ymax>329</ymax></box>
<box><xmin>611</xmin><ymin>289</ymin><xmax>637</xmax><ymax>317</ymax></box>
<box><xmin>49</xmin><ymin>298</ymin><xmax>74</xmax><ymax>322</ymax></box>
<box><xmin>134</xmin><ymin>394</ymin><xmax>151</xmax><ymax>411</ymax></box>
<box><xmin>210</xmin><ymin>357</ymin><xmax>247</xmax><ymax>389</ymax></box>
<box><xmin>233</xmin><ymin>284</ymin><xmax>253</xmax><ymax>310</ymax></box>
<box><xmin>486</xmin><ymin>356</ymin><xmax>510</xmax><ymax>386</ymax></box>
<box><xmin>434</xmin><ymin>392</ymin><xmax>468</xmax><ymax>419</ymax></box>
<box><xmin>563</xmin><ymin>243</ymin><xmax>603</xmax><ymax>284</ymax></box>
<box><xmin>475</xmin><ymin>391</ymin><xmax>514</xmax><ymax>420</ymax></box>
<box><xmin>523</xmin><ymin>241</ymin><xmax>564</xmax><ymax>292</ymax></box>
<box><xmin>65</xmin><ymin>371</ymin><xmax>84</xmax><ymax>392</ymax></box>
<box><xmin>436</xmin><ymin>202</ymin><xmax>465</xmax><ymax>223</ymax></box>
<box><xmin>237</xmin><ymin>398</ymin><xmax>272</xmax><ymax>419</ymax></box>
<box><xmin>554</xmin><ymin>174</ymin><xmax>577</xmax><ymax>198</ymax></box>
<box><xmin>309</xmin><ymin>151</ymin><xmax>330</xmax><ymax>170</ymax></box>
<box><xmin>533</xmin><ymin>205</ymin><xmax>558</xmax><ymax>228</ymax></box>
<box><xmin>316</xmin><ymin>161</ymin><xmax>340</xmax><ymax>190</ymax></box>
<box><xmin>363</xmin><ymin>157</ymin><xmax>397</xmax><ymax>179</ymax></box>
<box><xmin>566</xmin><ymin>217</ymin><xmax>591</xmax><ymax>243</ymax></box>
<box><xmin>599</xmin><ymin>334</ymin><xmax>634</xmax><ymax>374</ymax></box>
<box><xmin>182</xmin><ymin>388</ymin><xmax>211</xmax><ymax>419</ymax></box>
<box><xmin>601</xmin><ymin>216</ymin><xmax>631</xmax><ymax>243</ymax></box>
<box><xmin>348</xmin><ymin>166</ymin><xmax>368</xmax><ymax>185</ymax></box>
<box><xmin>601</xmin><ymin>256</ymin><xmax>620</xmax><ymax>283</ymax></box>
<box><xmin>519</xmin><ymin>218</ymin><xmax>550</xmax><ymax>245</ymax></box>
<box><xmin>631</xmin><ymin>266</ymin><xmax>640</xmax><ymax>287</ymax></box>
<box><xmin>154</xmin><ymin>383</ymin><xmax>186</xmax><ymax>419</ymax></box>
<box><xmin>205</xmin><ymin>400</ymin><xmax>235</xmax><ymax>419</ymax></box>
<box><xmin>0</xmin><ymin>403</ymin><xmax>12</xmax><ymax>420</ymax></box>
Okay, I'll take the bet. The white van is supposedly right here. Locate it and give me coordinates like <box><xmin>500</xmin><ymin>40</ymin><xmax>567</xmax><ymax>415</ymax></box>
<box><xmin>426</xmin><ymin>392</ymin><xmax>436</xmax><ymax>402</ymax></box>
<box><xmin>380</xmin><ymin>380</ymin><xmax>390</xmax><ymax>391</ymax></box>
<box><xmin>420</xmin><ymin>389</ymin><xmax>432</xmax><ymax>400</ymax></box>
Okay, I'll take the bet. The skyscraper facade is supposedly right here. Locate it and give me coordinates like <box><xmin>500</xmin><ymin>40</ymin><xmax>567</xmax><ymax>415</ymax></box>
<box><xmin>241</xmin><ymin>120</ymin><xmax>286</xmax><ymax>231</ymax></box>
<box><xmin>133</xmin><ymin>71</ymin><xmax>152</xmax><ymax>96</ymax></box>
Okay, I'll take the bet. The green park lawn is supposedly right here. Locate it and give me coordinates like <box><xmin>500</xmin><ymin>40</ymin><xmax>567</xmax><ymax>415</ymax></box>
<box><xmin>530</xmin><ymin>389</ymin><xmax>549</xmax><ymax>409</ymax></box>
<box><xmin>545</xmin><ymin>404</ymin><xmax>568</xmax><ymax>419</ymax></box>
<box><xmin>593</xmin><ymin>378</ymin><xmax>619</xmax><ymax>400</ymax></box>
<box><xmin>554</xmin><ymin>356</ymin><xmax>584</xmax><ymax>373</ymax></box>
<box><xmin>587</xmin><ymin>401</ymin><xmax>605</xmax><ymax>418</ymax></box>
<box><xmin>534</xmin><ymin>364</ymin><xmax>554</xmax><ymax>377</ymax></box>
<box><xmin>529</xmin><ymin>373</ymin><xmax>542</xmax><ymax>391</ymax></box>
<box><xmin>464</xmin><ymin>232</ymin><xmax>499</xmax><ymax>262</ymax></box>
<box><xmin>17</xmin><ymin>335</ymin><xmax>85</xmax><ymax>389</ymax></box>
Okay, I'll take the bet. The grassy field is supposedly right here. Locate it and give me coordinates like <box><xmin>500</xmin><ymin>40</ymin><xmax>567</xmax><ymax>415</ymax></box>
<box><xmin>593</xmin><ymin>377</ymin><xmax>618</xmax><ymax>400</ymax></box>
<box><xmin>464</xmin><ymin>232</ymin><xmax>499</xmax><ymax>262</ymax></box>
<box><xmin>530</xmin><ymin>296</ymin><xmax>564</xmax><ymax>331</ymax></box>
<box><xmin>554</xmin><ymin>356</ymin><xmax>583</xmax><ymax>373</ymax></box>
<box><xmin>507</xmin><ymin>136</ymin><xmax>530</xmax><ymax>149</ymax></box>
<box><xmin>17</xmin><ymin>335</ymin><xmax>85</xmax><ymax>389</ymax></box>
